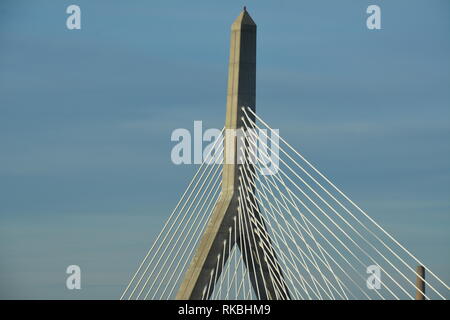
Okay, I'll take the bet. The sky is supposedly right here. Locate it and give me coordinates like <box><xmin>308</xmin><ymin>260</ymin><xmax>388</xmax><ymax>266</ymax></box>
<box><xmin>0</xmin><ymin>0</ymin><xmax>449</xmax><ymax>299</ymax></box>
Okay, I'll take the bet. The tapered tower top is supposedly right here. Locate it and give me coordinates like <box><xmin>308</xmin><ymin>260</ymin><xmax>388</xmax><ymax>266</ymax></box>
<box><xmin>232</xmin><ymin>7</ymin><xmax>256</xmax><ymax>29</ymax></box>
<box><xmin>225</xmin><ymin>6</ymin><xmax>257</xmax><ymax>130</ymax></box>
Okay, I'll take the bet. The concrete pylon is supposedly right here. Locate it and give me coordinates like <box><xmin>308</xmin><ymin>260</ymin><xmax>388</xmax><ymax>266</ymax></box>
<box><xmin>176</xmin><ymin>8</ymin><xmax>288</xmax><ymax>300</ymax></box>
<box><xmin>415</xmin><ymin>265</ymin><xmax>425</xmax><ymax>300</ymax></box>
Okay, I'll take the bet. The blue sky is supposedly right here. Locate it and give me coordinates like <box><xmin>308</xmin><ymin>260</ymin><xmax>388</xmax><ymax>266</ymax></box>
<box><xmin>0</xmin><ymin>0</ymin><xmax>449</xmax><ymax>299</ymax></box>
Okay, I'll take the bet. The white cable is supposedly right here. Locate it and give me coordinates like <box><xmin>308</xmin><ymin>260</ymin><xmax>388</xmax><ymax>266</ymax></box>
<box><xmin>242</xmin><ymin>127</ymin><xmax>345</xmax><ymax>299</ymax></box>
<box><xmin>227</xmin><ymin>227</ymin><xmax>232</xmax><ymax>298</ymax></box>
<box><xmin>243</xmin><ymin>113</ymin><xmax>433</xmax><ymax>299</ymax></box>
<box><xmin>239</xmin><ymin>176</ymin><xmax>293</xmax><ymax>300</ymax></box>
<box><xmin>240</xmin><ymin>164</ymin><xmax>305</xmax><ymax>300</ymax></box>
<box><xmin>241</xmin><ymin>139</ymin><xmax>328</xmax><ymax>300</ymax></box>
<box><xmin>238</xmin><ymin>189</ymin><xmax>262</xmax><ymax>299</ymax></box>
<box><xmin>218</xmin><ymin>240</ymin><xmax>227</xmax><ymax>299</ymax></box>
<box><xmin>159</xmin><ymin>172</ymin><xmax>223</xmax><ymax>299</ymax></box>
<box><xmin>240</xmin><ymin>138</ymin><xmax>312</xmax><ymax>299</ymax></box>
<box><xmin>125</xmin><ymin>133</ymin><xmax>225</xmax><ymax>299</ymax></box>
<box><xmin>214</xmin><ymin>237</ymin><xmax>235</xmax><ymax>300</ymax></box>
<box><xmin>243</xmin><ymin>161</ymin><xmax>367</xmax><ymax>300</ymax></box>
<box><xmin>236</xmin><ymin>202</ymin><xmax>249</xmax><ymax>298</ymax></box>
<box><xmin>120</xmin><ymin>130</ymin><xmax>224</xmax><ymax>299</ymax></box>
<box><xmin>243</xmin><ymin>119</ymin><xmax>418</xmax><ymax>299</ymax></box>
<box><xmin>243</xmin><ymin>135</ymin><xmax>388</xmax><ymax>299</ymax></box>
<box><xmin>150</xmin><ymin>167</ymin><xmax>223</xmax><ymax>299</ymax></box>
<box><xmin>241</xmin><ymin>175</ymin><xmax>290</xmax><ymax>300</ymax></box>
<box><xmin>247</xmin><ymin>163</ymin><xmax>372</xmax><ymax>300</ymax></box>
<box><xmin>136</xmin><ymin>155</ymin><xmax>224</xmax><ymax>299</ymax></box>
<box><xmin>240</xmin><ymin>163</ymin><xmax>329</xmax><ymax>300</ymax></box>
<box><xmin>243</xmin><ymin>126</ymin><xmax>409</xmax><ymax>299</ymax></box>
<box><xmin>205</xmin><ymin>268</ymin><xmax>216</xmax><ymax>300</ymax></box>
<box><xmin>242</xmin><ymin>152</ymin><xmax>306</xmax><ymax>300</ymax></box>
<box><xmin>238</xmin><ymin>175</ymin><xmax>270</xmax><ymax>299</ymax></box>
<box><xmin>247</xmin><ymin>107</ymin><xmax>449</xmax><ymax>295</ymax></box>
<box><xmin>241</xmin><ymin>128</ymin><xmax>384</xmax><ymax>299</ymax></box>
<box><xmin>211</xmin><ymin>254</ymin><xmax>221</xmax><ymax>300</ymax></box>
<box><xmin>224</xmin><ymin>245</ymin><xmax>243</xmax><ymax>299</ymax></box>
<box><xmin>241</xmin><ymin>165</ymin><xmax>344</xmax><ymax>300</ymax></box>
<box><xmin>243</xmin><ymin>122</ymin><xmax>348</xmax><ymax>299</ymax></box>
<box><xmin>167</xmin><ymin>186</ymin><xmax>223</xmax><ymax>299</ymax></box>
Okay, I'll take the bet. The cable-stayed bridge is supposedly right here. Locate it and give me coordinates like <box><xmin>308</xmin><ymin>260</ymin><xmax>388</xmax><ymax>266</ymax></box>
<box><xmin>121</xmin><ymin>8</ymin><xmax>449</xmax><ymax>300</ymax></box>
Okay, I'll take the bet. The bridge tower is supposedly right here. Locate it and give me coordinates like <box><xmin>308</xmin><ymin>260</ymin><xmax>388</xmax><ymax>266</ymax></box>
<box><xmin>176</xmin><ymin>8</ymin><xmax>288</xmax><ymax>300</ymax></box>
